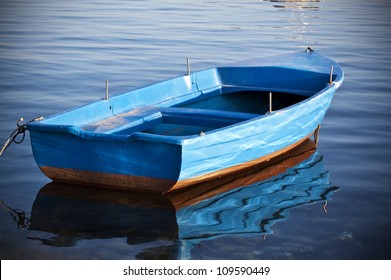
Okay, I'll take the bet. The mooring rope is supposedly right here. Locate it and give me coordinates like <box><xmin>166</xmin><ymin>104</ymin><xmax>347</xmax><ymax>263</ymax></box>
<box><xmin>1</xmin><ymin>200</ymin><xmax>30</xmax><ymax>230</ymax></box>
<box><xmin>0</xmin><ymin>116</ymin><xmax>44</xmax><ymax>156</ymax></box>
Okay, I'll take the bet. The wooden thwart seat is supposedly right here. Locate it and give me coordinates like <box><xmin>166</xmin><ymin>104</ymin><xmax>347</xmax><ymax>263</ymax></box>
<box><xmin>82</xmin><ymin>106</ymin><xmax>260</xmax><ymax>136</ymax></box>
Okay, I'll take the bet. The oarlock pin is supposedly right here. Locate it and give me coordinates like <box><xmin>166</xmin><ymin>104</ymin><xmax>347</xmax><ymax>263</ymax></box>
<box><xmin>186</xmin><ymin>57</ymin><xmax>190</xmax><ymax>75</ymax></box>
<box><xmin>105</xmin><ymin>80</ymin><xmax>109</xmax><ymax>100</ymax></box>
<box><xmin>329</xmin><ymin>66</ymin><xmax>334</xmax><ymax>84</ymax></box>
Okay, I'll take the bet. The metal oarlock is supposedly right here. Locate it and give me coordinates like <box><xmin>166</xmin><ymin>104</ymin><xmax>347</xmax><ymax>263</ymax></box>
<box><xmin>105</xmin><ymin>80</ymin><xmax>109</xmax><ymax>100</ymax></box>
<box><xmin>329</xmin><ymin>66</ymin><xmax>334</xmax><ymax>84</ymax></box>
<box><xmin>186</xmin><ymin>57</ymin><xmax>190</xmax><ymax>75</ymax></box>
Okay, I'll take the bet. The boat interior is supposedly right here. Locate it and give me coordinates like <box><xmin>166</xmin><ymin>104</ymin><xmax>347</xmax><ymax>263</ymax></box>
<box><xmin>33</xmin><ymin>64</ymin><xmax>335</xmax><ymax>140</ymax></box>
<box><xmin>83</xmin><ymin>90</ymin><xmax>308</xmax><ymax>137</ymax></box>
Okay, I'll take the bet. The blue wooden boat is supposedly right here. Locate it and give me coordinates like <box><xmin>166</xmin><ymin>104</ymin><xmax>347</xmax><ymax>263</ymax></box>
<box><xmin>26</xmin><ymin>48</ymin><xmax>344</xmax><ymax>193</ymax></box>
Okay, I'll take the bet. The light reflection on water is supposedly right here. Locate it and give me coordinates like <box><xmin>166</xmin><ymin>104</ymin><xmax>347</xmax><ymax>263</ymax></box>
<box><xmin>264</xmin><ymin>0</ymin><xmax>321</xmax><ymax>10</ymax></box>
<box><xmin>1</xmin><ymin>0</ymin><xmax>391</xmax><ymax>259</ymax></box>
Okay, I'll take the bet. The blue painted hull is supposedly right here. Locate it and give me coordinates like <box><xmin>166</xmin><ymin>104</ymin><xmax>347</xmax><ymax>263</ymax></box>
<box><xmin>27</xmin><ymin>49</ymin><xmax>344</xmax><ymax>192</ymax></box>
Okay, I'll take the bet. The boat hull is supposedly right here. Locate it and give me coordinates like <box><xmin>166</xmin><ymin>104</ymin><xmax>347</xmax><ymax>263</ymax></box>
<box><xmin>27</xmin><ymin>49</ymin><xmax>344</xmax><ymax>193</ymax></box>
<box><xmin>34</xmin><ymin>132</ymin><xmax>312</xmax><ymax>192</ymax></box>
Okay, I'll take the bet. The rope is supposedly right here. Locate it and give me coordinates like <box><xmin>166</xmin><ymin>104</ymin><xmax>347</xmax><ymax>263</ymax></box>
<box><xmin>1</xmin><ymin>200</ymin><xmax>30</xmax><ymax>230</ymax></box>
<box><xmin>0</xmin><ymin>116</ymin><xmax>44</xmax><ymax>156</ymax></box>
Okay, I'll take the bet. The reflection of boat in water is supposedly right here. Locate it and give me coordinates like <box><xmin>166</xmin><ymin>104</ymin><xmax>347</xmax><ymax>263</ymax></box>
<box><xmin>27</xmin><ymin>186</ymin><xmax>178</xmax><ymax>247</ymax></box>
<box><xmin>2</xmin><ymin>139</ymin><xmax>338</xmax><ymax>258</ymax></box>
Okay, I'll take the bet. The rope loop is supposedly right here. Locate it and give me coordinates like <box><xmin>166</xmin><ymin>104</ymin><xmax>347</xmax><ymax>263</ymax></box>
<box><xmin>0</xmin><ymin>116</ymin><xmax>44</xmax><ymax>156</ymax></box>
<box><xmin>1</xmin><ymin>201</ymin><xmax>30</xmax><ymax>230</ymax></box>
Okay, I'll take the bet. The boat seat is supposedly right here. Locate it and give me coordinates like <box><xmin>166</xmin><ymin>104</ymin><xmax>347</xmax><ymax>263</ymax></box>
<box><xmin>81</xmin><ymin>106</ymin><xmax>162</xmax><ymax>134</ymax></box>
<box><xmin>82</xmin><ymin>106</ymin><xmax>260</xmax><ymax>135</ymax></box>
<box><xmin>161</xmin><ymin>107</ymin><xmax>259</xmax><ymax>123</ymax></box>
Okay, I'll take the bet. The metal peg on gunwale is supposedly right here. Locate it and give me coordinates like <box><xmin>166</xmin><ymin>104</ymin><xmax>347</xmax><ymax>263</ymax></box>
<box><xmin>329</xmin><ymin>66</ymin><xmax>334</xmax><ymax>84</ymax></box>
<box><xmin>269</xmin><ymin>92</ymin><xmax>273</xmax><ymax>113</ymax></box>
<box><xmin>186</xmin><ymin>57</ymin><xmax>190</xmax><ymax>75</ymax></box>
<box><xmin>105</xmin><ymin>80</ymin><xmax>109</xmax><ymax>100</ymax></box>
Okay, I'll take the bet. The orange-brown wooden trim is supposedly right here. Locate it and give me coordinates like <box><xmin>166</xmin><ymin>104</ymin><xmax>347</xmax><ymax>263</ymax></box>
<box><xmin>40</xmin><ymin>166</ymin><xmax>175</xmax><ymax>193</ymax></box>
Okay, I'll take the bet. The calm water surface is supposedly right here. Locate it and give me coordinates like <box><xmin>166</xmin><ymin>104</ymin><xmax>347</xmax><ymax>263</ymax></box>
<box><xmin>1</xmin><ymin>0</ymin><xmax>391</xmax><ymax>259</ymax></box>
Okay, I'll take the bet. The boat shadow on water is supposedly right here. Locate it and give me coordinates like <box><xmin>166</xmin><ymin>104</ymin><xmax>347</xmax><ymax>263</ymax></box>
<box><xmin>2</xmin><ymin>139</ymin><xmax>338</xmax><ymax>259</ymax></box>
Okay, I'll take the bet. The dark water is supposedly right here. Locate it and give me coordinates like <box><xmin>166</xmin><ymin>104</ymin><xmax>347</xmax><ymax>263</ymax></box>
<box><xmin>1</xmin><ymin>0</ymin><xmax>391</xmax><ymax>260</ymax></box>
